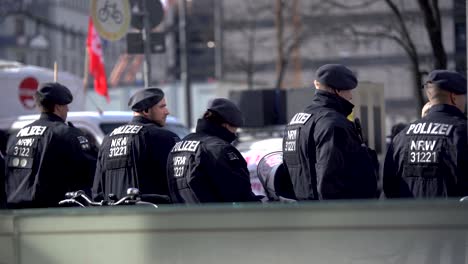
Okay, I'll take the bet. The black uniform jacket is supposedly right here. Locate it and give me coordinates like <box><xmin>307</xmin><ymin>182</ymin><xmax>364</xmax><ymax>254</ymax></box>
<box><xmin>93</xmin><ymin>116</ymin><xmax>179</xmax><ymax>201</ymax></box>
<box><xmin>0</xmin><ymin>153</ymin><xmax>5</xmax><ymax>208</ymax></box>
<box><xmin>167</xmin><ymin>119</ymin><xmax>259</xmax><ymax>204</ymax></box>
<box><xmin>5</xmin><ymin>113</ymin><xmax>96</xmax><ymax>208</ymax></box>
<box><xmin>384</xmin><ymin>104</ymin><xmax>468</xmax><ymax>198</ymax></box>
<box><xmin>283</xmin><ymin>90</ymin><xmax>378</xmax><ymax>200</ymax></box>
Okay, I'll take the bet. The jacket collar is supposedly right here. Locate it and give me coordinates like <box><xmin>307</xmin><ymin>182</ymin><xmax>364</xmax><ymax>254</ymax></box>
<box><xmin>39</xmin><ymin>112</ymin><xmax>65</xmax><ymax>123</ymax></box>
<box><xmin>131</xmin><ymin>116</ymin><xmax>163</xmax><ymax>127</ymax></box>
<box><xmin>195</xmin><ymin>118</ymin><xmax>237</xmax><ymax>143</ymax></box>
<box><xmin>426</xmin><ymin>104</ymin><xmax>467</xmax><ymax>120</ymax></box>
<box><xmin>308</xmin><ymin>90</ymin><xmax>354</xmax><ymax>117</ymax></box>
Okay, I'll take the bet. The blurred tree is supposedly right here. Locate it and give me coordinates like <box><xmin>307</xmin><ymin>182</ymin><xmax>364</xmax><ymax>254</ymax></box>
<box><xmin>224</xmin><ymin>0</ymin><xmax>313</xmax><ymax>90</ymax></box>
<box><xmin>274</xmin><ymin>0</ymin><xmax>310</xmax><ymax>90</ymax></box>
<box><xmin>417</xmin><ymin>0</ymin><xmax>447</xmax><ymax>70</ymax></box>
<box><xmin>224</xmin><ymin>0</ymin><xmax>453</xmax><ymax>112</ymax></box>
<box><xmin>223</xmin><ymin>0</ymin><xmax>270</xmax><ymax>89</ymax></box>
<box><xmin>326</xmin><ymin>0</ymin><xmax>448</xmax><ymax>109</ymax></box>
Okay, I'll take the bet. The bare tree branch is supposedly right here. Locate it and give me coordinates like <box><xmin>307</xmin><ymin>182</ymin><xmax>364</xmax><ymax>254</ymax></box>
<box><xmin>346</xmin><ymin>26</ymin><xmax>416</xmax><ymax>59</ymax></box>
<box><xmin>417</xmin><ymin>0</ymin><xmax>446</xmax><ymax>69</ymax></box>
<box><xmin>223</xmin><ymin>0</ymin><xmax>274</xmax><ymax>89</ymax></box>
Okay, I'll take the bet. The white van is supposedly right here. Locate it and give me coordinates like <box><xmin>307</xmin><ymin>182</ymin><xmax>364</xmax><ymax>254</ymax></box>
<box><xmin>8</xmin><ymin>111</ymin><xmax>189</xmax><ymax>148</ymax></box>
<box><xmin>0</xmin><ymin>60</ymin><xmax>86</xmax><ymax>132</ymax></box>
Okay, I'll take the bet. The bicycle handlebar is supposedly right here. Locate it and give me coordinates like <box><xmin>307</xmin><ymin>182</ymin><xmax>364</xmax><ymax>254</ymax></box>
<box><xmin>110</xmin><ymin>196</ymin><xmax>158</xmax><ymax>208</ymax></box>
<box><xmin>58</xmin><ymin>199</ymin><xmax>86</xmax><ymax>208</ymax></box>
<box><xmin>59</xmin><ymin>188</ymin><xmax>162</xmax><ymax>208</ymax></box>
<box><xmin>63</xmin><ymin>191</ymin><xmax>103</xmax><ymax>206</ymax></box>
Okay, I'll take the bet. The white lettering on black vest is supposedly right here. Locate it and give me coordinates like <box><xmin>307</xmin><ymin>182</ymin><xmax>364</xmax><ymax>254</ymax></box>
<box><xmin>289</xmin><ymin>113</ymin><xmax>311</xmax><ymax>125</ymax></box>
<box><xmin>109</xmin><ymin>125</ymin><xmax>143</xmax><ymax>136</ymax></box>
<box><xmin>16</xmin><ymin>126</ymin><xmax>47</xmax><ymax>137</ymax></box>
<box><xmin>172</xmin><ymin>141</ymin><xmax>200</xmax><ymax>152</ymax></box>
<box><xmin>406</xmin><ymin>122</ymin><xmax>453</xmax><ymax>136</ymax></box>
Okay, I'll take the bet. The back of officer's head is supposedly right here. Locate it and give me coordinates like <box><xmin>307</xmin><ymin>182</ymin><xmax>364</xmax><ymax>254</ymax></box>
<box><xmin>35</xmin><ymin>82</ymin><xmax>73</xmax><ymax>113</ymax></box>
<box><xmin>128</xmin><ymin>88</ymin><xmax>169</xmax><ymax>126</ymax></box>
<box><xmin>424</xmin><ymin>70</ymin><xmax>466</xmax><ymax>112</ymax></box>
<box><xmin>314</xmin><ymin>64</ymin><xmax>357</xmax><ymax>101</ymax></box>
<box><xmin>203</xmin><ymin>98</ymin><xmax>244</xmax><ymax>132</ymax></box>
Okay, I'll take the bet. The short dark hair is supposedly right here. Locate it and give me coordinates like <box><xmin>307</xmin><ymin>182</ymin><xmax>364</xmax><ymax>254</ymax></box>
<box><xmin>34</xmin><ymin>93</ymin><xmax>55</xmax><ymax>113</ymax></box>
<box><xmin>202</xmin><ymin>110</ymin><xmax>227</xmax><ymax>126</ymax></box>
<box><xmin>425</xmin><ymin>83</ymin><xmax>451</xmax><ymax>102</ymax></box>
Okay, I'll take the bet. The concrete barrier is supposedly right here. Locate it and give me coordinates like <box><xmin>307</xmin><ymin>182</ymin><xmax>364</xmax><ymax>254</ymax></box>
<box><xmin>0</xmin><ymin>200</ymin><xmax>467</xmax><ymax>264</ymax></box>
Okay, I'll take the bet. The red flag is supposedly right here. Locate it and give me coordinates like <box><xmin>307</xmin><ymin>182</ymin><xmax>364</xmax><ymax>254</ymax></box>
<box><xmin>86</xmin><ymin>17</ymin><xmax>109</xmax><ymax>101</ymax></box>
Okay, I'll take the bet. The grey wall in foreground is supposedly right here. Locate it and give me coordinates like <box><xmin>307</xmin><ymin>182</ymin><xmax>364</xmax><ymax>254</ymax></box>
<box><xmin>0</xmin><ymin>200</ymin><xmax>467</xmax><ymax>264</ymax></box>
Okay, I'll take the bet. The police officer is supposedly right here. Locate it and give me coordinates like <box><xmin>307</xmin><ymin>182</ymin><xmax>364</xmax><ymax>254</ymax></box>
<box><xmin>5</xmin><ymin>83</ymin><xmax>96</xmax><ymax>208</ymax></box>
<box><xmin>93</xmin><ymin>88</ymin><xmax>179</xmax><ymax>202</ymax></box>
<box><xmin>167</xmin><ymin>98</ymin><xmax>259</xmax><ymax>203</ymax></box>
<box><xmin>0</xmin><ymin>153</ymin><xmax>5</xmax><ymax>208</ymax></box>
<box><xmin>384</xmin><ymin>70</ymin><xmax>468</xmax><ymax>198</ymax></box>
<box><xmin>283</xmin><ymin>64</ymin><xmax>379</xmax><ymax>200</ymax></box>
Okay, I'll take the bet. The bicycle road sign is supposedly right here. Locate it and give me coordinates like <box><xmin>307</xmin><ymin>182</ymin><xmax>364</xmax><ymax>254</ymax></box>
<box><xmin>91</xmin><ymin>0</ymin><xmax>131</xmax><ymax>41</ymax></box>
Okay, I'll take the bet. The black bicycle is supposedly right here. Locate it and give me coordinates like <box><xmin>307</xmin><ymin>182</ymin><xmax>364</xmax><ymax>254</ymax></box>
<box><xmin>58</xmin><ymin>188</ymin><xmax>169</xmax><ymax>208</ymax></box>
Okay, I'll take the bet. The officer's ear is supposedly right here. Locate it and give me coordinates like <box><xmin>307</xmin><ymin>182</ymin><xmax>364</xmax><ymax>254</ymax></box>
<box><xmin>450</xmin><ymin>93</ymin><xmax>467</xmax><ymax>112</ymax></box>
<box><xmin>313</xmin><ymin>80</ymin><xmax>320</xmax><ymax>89</ymax></box>
<box><xmin>449</xmin><ymin>92</ymin><xmax>458</xmax><ymax>107</ymax></box>
<box><xmin>139</xmin><ymin>108</ymin><xmax>150</xmax><ymax>118</ymax></box>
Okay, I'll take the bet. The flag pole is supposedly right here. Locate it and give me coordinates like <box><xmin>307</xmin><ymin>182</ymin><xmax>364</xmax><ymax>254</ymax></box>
<box><xmin>53</xmin><ymin>61</ymin><xmax>58</xmax><ymax>82</ymax></box>
<box><xmin>83</xmin><ymin>47</ymin><xmax>89</xmax><ymax>94</ymax></box>
<box><xmin>84</xmin><ymin>34</ymin><xmax>103</xmax><ymax>114</ymax></box>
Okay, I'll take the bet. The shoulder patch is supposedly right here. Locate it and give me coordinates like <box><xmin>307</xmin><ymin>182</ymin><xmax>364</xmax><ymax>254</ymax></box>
<box><xmin>77</xmin><ymin>136</ymin><xmax>91</xmax><ymax>150</ymax></box>
<box><xmin>226</xmin><ymin>151</ymin><xmax>239</xmax><ymax>161</ymax></box>
<box><xmin>289</xmin><ymin>113</ymin><xmax>311</xmax><ymax>125</ymax></box>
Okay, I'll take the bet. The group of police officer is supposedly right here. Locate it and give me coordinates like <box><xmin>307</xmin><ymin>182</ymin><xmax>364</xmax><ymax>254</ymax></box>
<box><xmin>0</xmin><ymin>63</ymin><xmax>466</xmax><ymax>209</ymax></box>
<box><xmin>282</xmin><ymin>64</ymin><xmax>467</xmax><ymax>200</ymax></box>
<box><xmin>0</xmin><ymin>82</ymin><xmax>260</xmax><ymax>208</ymax></box>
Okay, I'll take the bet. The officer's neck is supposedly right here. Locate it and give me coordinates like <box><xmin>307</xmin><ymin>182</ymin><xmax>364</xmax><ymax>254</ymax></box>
<box><xmin>41</xmin><ymin>112</ymin><xmax>66</xmax><ymax>122</ymax></box>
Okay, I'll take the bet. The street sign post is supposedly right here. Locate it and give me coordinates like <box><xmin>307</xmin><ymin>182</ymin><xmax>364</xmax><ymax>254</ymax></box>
<box><xmin>126</xmin><ymin>32</ymin><xmax>165</xmax><ymax>54</ymax></box>
<box><xmin>130</xmin><ymin>0</ymin><xmax>164</xmax><ymax>30</ymax></box>
<box><xmin>126</xmin><ymin>0</ymin><xmax>165</xmax><ymax>88</ymax></box>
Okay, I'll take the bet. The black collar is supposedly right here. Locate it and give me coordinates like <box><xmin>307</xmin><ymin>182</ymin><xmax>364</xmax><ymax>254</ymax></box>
<box><xmin>195</xmin><ymin>119</ymin><xmax>237</xmax><ymax>143</ymax></box>
<box><xmin>426</xmin><ymin>104</ymin><xmax>467</xmax><ymax>120</ymax></box>
<box><xmin>39</xmin><ymin>112</ymin><xmax>65</xmax><ymax>122</ymax></box>
<box><xmin>131</xmin><ymin>116</ymin><xmax>163</xmax><ymax>127</ymax></box>
<box><xmin>309</xmin><ymin>90</ymin><xmax>354</xmax><ymax>117</ymax></box>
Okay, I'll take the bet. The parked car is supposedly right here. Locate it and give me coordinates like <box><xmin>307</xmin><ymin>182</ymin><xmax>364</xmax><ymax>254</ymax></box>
<box><xmin>7</xmin><ymin>111</ymin><xmax>189</xmax><ymax>148</ymax></box>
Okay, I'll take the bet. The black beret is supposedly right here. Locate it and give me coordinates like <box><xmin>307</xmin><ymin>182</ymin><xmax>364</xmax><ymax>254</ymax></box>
<box><xmin>426</xmin><ymin>70</ymin><xmax>467</xmax><ymax>95</ymax></box>
<box><xmin>35</xmin><ymin>82</ymin><xmax>73</xmax><ymax>105</ymax></box>
<box><xmin>315</xmin><ymin>64</ymin><xmax>358</xmax><ymax>90</ymax></box>
<box><xmin>208</xmin><ymin>98</ymin><xmax>244</xmax><ymax>127</ymax></box>
<box><xmin>128</xmin><ymin>88</ymin><xmax>165</xmax><ymax>111</ymax></box>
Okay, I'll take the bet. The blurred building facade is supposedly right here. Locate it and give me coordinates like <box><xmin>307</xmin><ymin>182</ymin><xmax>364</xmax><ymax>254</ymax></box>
<box><xmin>219</xmin><ymin>0</ymin><xmax>466</xmax><ymax>124</ymax></box>
<box><xmin>0</xmin><ymin>0</ymin><xmax>125</xmax><ymax>84</ymax></box>
<box><xmin>0</xmin><ymin>0</ymin><xmax>465</xmax><ymax>129</ymax></box>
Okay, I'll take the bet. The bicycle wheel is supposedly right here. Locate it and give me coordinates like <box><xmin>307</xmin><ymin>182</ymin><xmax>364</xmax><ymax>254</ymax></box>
<box><xmin>98</xmin><ymin>8</ymin><xmax>109</xmax><ymax>22</ymax></box>
<box><xmin>113</xmin><ymin>11</ymin><xmax>123</xmax><ymax>24</ymax></box>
